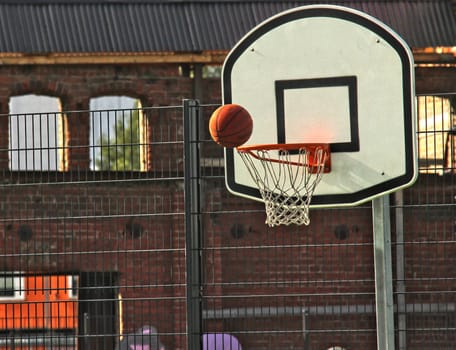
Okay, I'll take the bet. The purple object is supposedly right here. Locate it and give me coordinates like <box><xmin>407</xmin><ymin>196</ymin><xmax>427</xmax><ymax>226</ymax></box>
<box><xmin>202</xmin><ymin>333</ymin><xmax>242</xmax><ymax>350</ymax></box>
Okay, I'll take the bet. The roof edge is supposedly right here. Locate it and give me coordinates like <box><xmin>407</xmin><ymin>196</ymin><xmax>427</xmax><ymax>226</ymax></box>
<box><xmin>0</xmin><ymin>51</ymin><xmax>228</xmax><ymax>65</ymax></box>
<box><xmin>0</xmin><ymin>49</ymin><xmax>454</xmax><ymax>66</ymax></box>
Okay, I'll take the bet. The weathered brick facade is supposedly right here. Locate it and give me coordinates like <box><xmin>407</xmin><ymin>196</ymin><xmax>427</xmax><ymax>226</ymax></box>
<box><xmin>0</xmin><ymin>62</ymin><xmax>455</xmax><ymax>349</ymax></box>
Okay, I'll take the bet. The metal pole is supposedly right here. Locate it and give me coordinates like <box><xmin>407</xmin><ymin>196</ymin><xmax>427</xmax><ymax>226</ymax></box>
<box><xmin>184</xmin><ymin>99</ymin><xmax>203</xmax><ymax>350</ymax></box>
<box><xmin>394</xmin><ymin>191</ymin><xmax>407</xmax><ymax>350</ymax></box>
<box><xmin>372</xmin><ymin>195</ymin><xmax>395</xmax><ymax>350</ymax></box>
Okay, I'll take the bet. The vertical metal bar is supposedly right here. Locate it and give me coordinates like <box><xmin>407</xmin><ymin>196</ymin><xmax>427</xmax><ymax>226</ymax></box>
<box><xmin>83</xmin><ymin>312</ymin><xmax>89</xmax><ymax>349</ymax></box>
<box><xmin>302</xmin><ymin>307</ymin><xmax>310</xmax><ymax>350</ymax></box>
<box><xmin>372</xmin><ymin>195</ymin><xmax>395</xmax><ymax>350</ymax></box>
<box><xmin>184</xmin><ymin>99</ymin><xmax>202</xmax><ymax>350</ymax></box>
<box><xmin>395</xmin><ymin>191</ymin><xmax>407</xmax><ymax>350</ymax></box>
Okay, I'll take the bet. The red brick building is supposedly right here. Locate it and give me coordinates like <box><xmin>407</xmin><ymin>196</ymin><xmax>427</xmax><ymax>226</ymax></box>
<box><xmin>0</xmin><ymin>1</ymin><xmax>455</xmax><ymax>349</ymax></box>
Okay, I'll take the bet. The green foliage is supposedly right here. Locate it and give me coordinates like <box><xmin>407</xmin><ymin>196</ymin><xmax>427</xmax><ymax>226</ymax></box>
<box><xmin>95</xmin><ymin>105</ymin><xmax>141</xmax><ymax>171</ymax></box>
<box><xmin>202</xmin><ymin>65</ymin><xmax>222</xmax><ymax>78</ymax></box>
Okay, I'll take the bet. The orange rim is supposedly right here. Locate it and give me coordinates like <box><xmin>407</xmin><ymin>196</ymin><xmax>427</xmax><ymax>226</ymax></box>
<box><xmin>236</xmin><ymin>143</ymin><xmax>331</xmax><ymax>171</ymax></box>
<box><xmin>236</xmin><ymin>143</ymin><xmax>328</xmax><ymax>152</ymax></box>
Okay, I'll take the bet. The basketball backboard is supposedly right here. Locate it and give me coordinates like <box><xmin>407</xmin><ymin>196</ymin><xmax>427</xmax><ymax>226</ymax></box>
<box><xmin>222</xmin><ymin>5</ymin><xmax>417</xmax><ymax>207</ymax></box>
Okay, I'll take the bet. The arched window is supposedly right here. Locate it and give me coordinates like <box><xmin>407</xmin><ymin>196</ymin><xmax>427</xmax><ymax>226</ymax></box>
<box><xmin>417</xmin><ymin>95</ymin><xmax>456</xmax><ymax>174</ymax></box>
<box><xmin>89</xmin><ymin>96</ymin><xmax>146</xmax><ymax>171</ymax></box>
<box><xmin>9</xmin><ymin>95</ymin><xmax>64</xmax><ymax>171</ymax></box>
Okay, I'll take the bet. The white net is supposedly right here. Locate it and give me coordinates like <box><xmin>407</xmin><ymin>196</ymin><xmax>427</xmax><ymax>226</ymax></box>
<box><xmin>237</xmin><ymin>145</ymin><xmax>328</xmax><ymax>227</ymax></box>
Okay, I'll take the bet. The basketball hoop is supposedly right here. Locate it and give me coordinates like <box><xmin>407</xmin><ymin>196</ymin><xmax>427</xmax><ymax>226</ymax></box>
<box><xmin>236</xmin><ymin>143</ymin><xmax>330</xmax><ymax>227</ymax></box>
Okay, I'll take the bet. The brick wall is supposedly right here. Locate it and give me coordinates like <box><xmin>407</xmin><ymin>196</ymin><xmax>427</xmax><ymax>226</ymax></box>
<box><xmin>415</xmin><ymin>66</ymin><xmax>456</xmax><ymax>94</ymax></box>
<box><xmin>0</xmin><ymin>62</ymin><xmax>454</xmax><ymax>349</ymax></box>
<box><xmin>0</xmin><ymin>63</ymin><xmax>222</xmax><ymax>349</ymax></box>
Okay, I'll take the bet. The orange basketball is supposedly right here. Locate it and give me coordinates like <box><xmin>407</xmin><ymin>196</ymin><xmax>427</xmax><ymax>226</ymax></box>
<box><xmin>209</xmin><ymin>104</ymin><xmax>253</xmax><ymax>148</ymax></box>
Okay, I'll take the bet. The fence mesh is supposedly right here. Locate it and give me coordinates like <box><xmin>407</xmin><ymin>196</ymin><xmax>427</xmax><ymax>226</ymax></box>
<box><xmin>0</xmin><ymin>97</ymin><xmax>454</xmax><ymax>349</ymax></box>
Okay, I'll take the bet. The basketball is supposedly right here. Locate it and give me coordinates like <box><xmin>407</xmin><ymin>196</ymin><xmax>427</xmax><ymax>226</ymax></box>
<box><xmin>209</xmin><ymin>104</ymin><xmax>253</xmax><ymax>148</ymax></box>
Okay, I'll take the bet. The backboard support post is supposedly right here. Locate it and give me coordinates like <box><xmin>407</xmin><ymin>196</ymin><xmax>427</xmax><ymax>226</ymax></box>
<box><xmin>372</xmin><ymin>195</ymin><xmax>395</xmax><ymax>350</ymax></box>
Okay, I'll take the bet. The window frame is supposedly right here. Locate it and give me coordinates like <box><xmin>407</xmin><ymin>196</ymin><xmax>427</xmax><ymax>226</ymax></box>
<box><xmin>0</xmin><ymin>272</ymin><xmax>25</xmax><ymax>301</ymax></box>
<box><xmin>416</xmin><ymin>94</ymin><xmax>456</xmax><ymax>174</ymax></box>
<box><xmin>68</xmin><ymin>275</ymin><xmax>79</xmax><ymax>299</ymax></box>
<box><xmin>8</xmin><ymin>94</ymin><xmax>65</xmax><ymax>171</ymax></box>
<box><xmin>89</xmin><ymin>96</ymin><xmax>146</xmax><ymax>172</ymax></box>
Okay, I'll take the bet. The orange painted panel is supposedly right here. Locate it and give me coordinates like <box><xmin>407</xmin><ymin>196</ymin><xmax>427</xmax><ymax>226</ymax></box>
<box><xmin>0</xmin><ymin>275</ymin><xmax>77</xmax><ymax>330</ymax></box>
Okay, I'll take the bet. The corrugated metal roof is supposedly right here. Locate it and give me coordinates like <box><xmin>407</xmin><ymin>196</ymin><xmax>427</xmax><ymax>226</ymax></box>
<box><xmin>0</xmin><ymin>0</ymin><xmax>453</xmax><ymax>54</ymax></box>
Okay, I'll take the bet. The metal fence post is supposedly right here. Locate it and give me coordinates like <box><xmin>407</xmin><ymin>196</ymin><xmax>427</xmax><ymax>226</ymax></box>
<box><xmin>184</xmin><ymin>99</ymin><xmax>203</xmax><ymax>350</ymax></box>
<box><xmin>395</xmin><ymin>191</ymin><xmax>407</xmax><ymax>350</ymax></box>
<box><xmin>372</xmin><ymin>195</ymin><xmax>395</xmax><ymax>350</ymax></box>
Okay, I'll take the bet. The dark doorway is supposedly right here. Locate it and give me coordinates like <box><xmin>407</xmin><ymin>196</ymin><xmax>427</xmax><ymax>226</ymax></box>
<box><xmin>78</xmin><ymin>271</ymin><xmax>119</xmax><ymax>350</ymax></box>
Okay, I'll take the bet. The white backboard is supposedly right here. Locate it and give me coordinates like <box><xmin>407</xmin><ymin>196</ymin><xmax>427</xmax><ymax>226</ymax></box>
<box><xmin>223</xmin><ymin>5</ymin><xmax>417</xmax><ymax>207</ymax></box>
